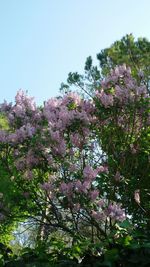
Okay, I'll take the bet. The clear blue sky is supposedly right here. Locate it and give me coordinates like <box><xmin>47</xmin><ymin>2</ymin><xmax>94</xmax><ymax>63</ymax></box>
<box><xmin>0</xmin><ymin>0</ymin><xmax>150</xmax><ymax>105</ymax></box>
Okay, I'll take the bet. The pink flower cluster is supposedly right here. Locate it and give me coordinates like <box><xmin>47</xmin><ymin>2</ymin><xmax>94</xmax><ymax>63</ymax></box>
<box><xmin>107</xmin><ymin>203</ymin><xmax>126</xmax><ymax>222</ymax></box>
<box><xmin>43</xmin><ymin>93</ymin><xmax>94</xmax><ymax>132</ymax></box>
<box><xmin>96</xmin><ymin>65</ymin><xmax>148</xmax><ymax>108</ymax></box>
<box><xmin>59</xmin><ymin>164</ymin><xmax>109</xmax><ymax>204</ymax></box>
<box><xmin>0</xmin><ymin>123</ymin><xmax>36</xmax><ymax>145</ymax></box>
<box><xmin>40</xmin><ymin>182</ymin><xmax>54</xmax><ymax>192</ymax></box>
<box><xmin>83</xmin><ymin>165</ymin><xmax>98</xmax><ymax>180</ymax></box>
<box><xmin>91</xmin><ymin>201</ymin><xmax>126</xmax><ymax>222</ymax></box>
<box><xmin>59</xmin><ymin>179</ymin><xmax>100</xmax><ymax>205</ymax></box>
<box><xmin>0</xmin><ymin>100</ymin><xmax>12</xmax><ymax>112</ymax></box>
<box><xmin>0</xmin><ymin>130</ymin><xmax>7</xmax><ymax>142</ymax></box>
<box><xmin>15</xmin><ymin>149</ymin><xmax>39</xmax><ymax>170</ymax></box>
<box><xmin>3</xmin><ymin>90</ymin><xmax>42</xmax><ymax>127</ymax></box>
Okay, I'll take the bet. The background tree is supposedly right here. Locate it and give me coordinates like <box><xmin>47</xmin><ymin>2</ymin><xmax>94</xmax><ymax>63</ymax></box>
<box><xmin>60</xmin><ymin>34</ymin><xmax>150</xmax><ymax>95</ymax></box>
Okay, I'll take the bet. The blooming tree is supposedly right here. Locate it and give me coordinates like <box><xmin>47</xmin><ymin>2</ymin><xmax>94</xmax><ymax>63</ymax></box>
<box><xmin>0</xmin><ymin>64</ymin><xmax>149</xmax><ymax>244</ymax></box>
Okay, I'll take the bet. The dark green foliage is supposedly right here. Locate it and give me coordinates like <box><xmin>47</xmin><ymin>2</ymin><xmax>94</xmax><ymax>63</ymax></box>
<box><xmin>97</xmin><ymin>34</ymin><xmax>150</xmax><ymax>82</ymax></box>
<box><xmin>2</xmin><ymin>236</ymin><xmax>150</xmax><ymax>267</ymax></box>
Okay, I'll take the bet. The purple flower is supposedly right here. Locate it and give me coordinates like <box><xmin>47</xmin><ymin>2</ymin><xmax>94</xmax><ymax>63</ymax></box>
<box><xmin>83</xmin><ymin>165</ymin><xmax>98</xmax><ymax>181</ymax></box>
<box><xmin>90</xmin><ymin>190</ymin><xmax>99</xmax><ymax>201</ymax></box>
<box><xmin>107</xmin><ymin>203</ymin><xmax>126</xmax><ymax>222</ymax></box>
<box><xmin>40</xmin><ymin>182</ymin><xmax>53</xmax><ymax>192</ymax></box>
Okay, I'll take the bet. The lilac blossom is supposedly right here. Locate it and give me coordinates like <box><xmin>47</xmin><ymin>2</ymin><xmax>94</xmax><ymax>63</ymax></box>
<box><xmin>83</xmin><ymin>165</ymin><xmax>98</xmax><ymax>181</ymax></box>
<box><xmin>107</xmin><ymin>203</ymin><xmax>126</xmax><ymax>222</ymax></box>
<box><xmin>96</xmin><ymin>64</ymin><xmax>148</xmax><ymax>108</ymax></box>
<box><xmin>90</xmin><ymin>190</ymin><xmax>100</xmax><ymax>201</ymax></box>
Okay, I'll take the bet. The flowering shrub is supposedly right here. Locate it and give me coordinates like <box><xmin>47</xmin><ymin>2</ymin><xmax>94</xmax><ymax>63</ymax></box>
<box><xmin>0</xmin><ymin>65</ymin><xmax>149</xmax><ymax>246</ymax></box>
